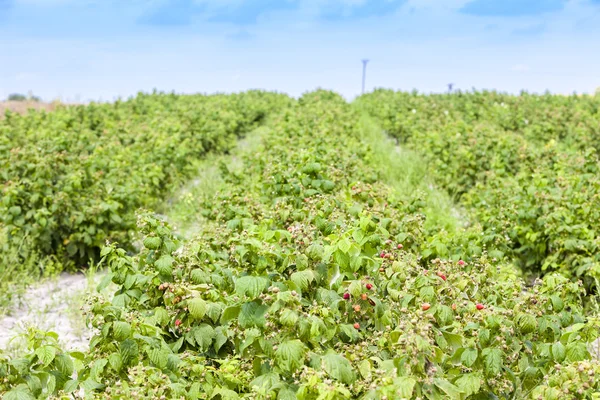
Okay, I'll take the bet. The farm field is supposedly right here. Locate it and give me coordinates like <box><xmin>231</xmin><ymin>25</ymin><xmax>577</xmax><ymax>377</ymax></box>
<box><xmin>1</xmin><ymin>89</ymin><xmax>600</xmax><ymax>399</ymax></box>
<box><xmin>0</xmin><ymin>101</ymin><xmax>63</xmax><ymax>116</ymax></box>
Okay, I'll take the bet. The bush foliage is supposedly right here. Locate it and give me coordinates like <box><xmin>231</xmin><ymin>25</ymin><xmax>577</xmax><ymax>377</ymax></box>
<box><xmin>358</xmin><ymin>89</ymin><xmax>600</xmax><ymax>290</ymax></box>
<box><xmin>2</xmin><ymin>91</ymin><xmax>600</xmax><ymax>399</ymax></box>
<box><xmin>0</xmin><ymin>91</ymin><xmax>290</xmax><ymax>291</ymax></box>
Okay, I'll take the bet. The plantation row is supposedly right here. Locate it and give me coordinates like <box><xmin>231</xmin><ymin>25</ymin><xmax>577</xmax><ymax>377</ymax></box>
<box><xmin>2</xmin><ymin>91</ymin><xmax>600</xmax><ymax>399</ymax></box>
<box><xmin>0</xmin><ymin>91</ymin><xmax>291</xmax><ymax>300</ymax></box>
<box><xmin>358</xmin><ymin>90</ymin><xmax>600</xmax><ymax>290</ymax></box>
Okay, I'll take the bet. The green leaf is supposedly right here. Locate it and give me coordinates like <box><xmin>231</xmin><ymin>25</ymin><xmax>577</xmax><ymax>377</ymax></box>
<box><xmin>551</xmin><ymin>342</ymin><xmax>566</xmax><ymax>362</ymax></box>
<box><xmin>352</xmin><ymin>229</ymin><xmax>365</xmax><ymax>244</ymax></box>
<box><xmin>69</xmin><ymin>351</ymin><xmax>85</xmax><ymax>360</ymax></box>
<box><xmin>358</xmin><ymin>359</ymin><xmax>372</xmax><ymax>380</ymax></box>
<box><xmin>143</xmin><ymin>236</ymin><xmax>162</xmax><ymax>249</ymax></box>
<box><xmin>239</xmin><ymin>328</ymin><xmax>261</xmax><ymax>354</ymax></box>
<box><xmin>348</xmin><ymin>281</ymin><xmax>363</xmax><ymax>298</ymax></box>
<box><xmin>461</xmin><ymin>347</ymin><xmax>478</xmax><ymax>367</ymax></box>
<box><xmin>279</xmin><ymin>309</ymin><xmax>299</xmax><ymax>327</ymax></box>
<box><xmin>206</xmin><ymin>302</ymin><xmax>223</xmax><ymax>323</ymax></box>
<box><xmin>516</xmin><ymin>313</ymin><xmax>537</xmax><ymax>334</ymax></box>
<box><xmin>290</xmin><ymin>269</ymin><xmax>314</xmax><ymax>291</ymax></box>
<box><xmin>338</xmin><ymin>238</ymin><xmax>351</xmax><ymax>254</ymax></box>
<box><xmin>80</xmin><ymin>378</ymin><xmax>105</xmax><ymax>392</ymax></box>
<box><xmin>120</xmin><ymin>338</ymin><xmax>139</xmax><ymax>365</ymax></box>
<box><xmin>339</xmin><ymin>324</ymin><xmax>360</xmax><ymax>342</ymax></box>
<box><xmin>434</xmin><ymin>378</ymin><xmax>462</xmax><ymax>399</ymax></box>
<box><xmin>395</xmin><ymin>376</ymin><xmax>416</xmax><ymax>398</ymax></box>
<box><xmin>4</xmin><ymin>388</ymin><xmax>35</xmax><ymax>400</ymax></box>
<box><xmin>482</xmin><ymin>347</ymin><xmax>503</xmax><ymax>376</ymax></box>
<box><xmin>238</xmin><ymin>301</ymin><xmax>268</xmax><ymax>328</ymax></box>
<box><xmin>90</xmin><ymin>358</ymin><xmax>108</xmax><ymax>380</ymax></box>
<box><xmin>437</xmin><ymin>305</ymin><xmax>453</xmax><ymax>326</ymax></box>
<box><xmin>419</xmin><ymin>285</ymin><xmax>435</xmax><ymax>301</ymax></box>
<box><xmin>322</xmin><ymin>352</ymin><xmax>355</xmax><ymax>384</ymax></box>
<box><xmin>192</xmin><ymin>324</ymin><xmax>216</xmax><ymax>351</ymax></box>
<box><xmin>25</xmin><ymin>375</ymin><xmax>42</xmax><ymax>396</ymax></box>
<box><xmin>278</xmin><ymin>388</ymin><xmax>297</xmax><ymax>400</ymax></box>
<box><xmin>55</xmin><ymin>353</ymin><xmax>74</xmax><ymax>376</ymax></box>
<box><xmin>479</xmin><ymin>328</ymin><xmax>491</xmax><ymax>345</ymax></box>
<box><xmin>190</xmin><ymin>269</ymin><xmax>210</xmax><ymax>284</ymax></box>
<box><xmin>455</xmin><ymin>373</ymin><xmax>481</xmax><ymax>397</ymax></box>
<box><xmin>100</xmin><ymin>246</ymin><xmax>112</xmax><ymax>257</ymax></box>
<box><xmin>275</xmin><ymin>340</ymin><xmax>306</xmax><ymax>374</ymax></box>
<box><xmin>170</xmin><ymin>336</ymin><xmax>184</xmax><ymax>353</ymax></box>
<box><xmin>441</xmin><ymin>330</ymin><xmax>463</xmax><ymax>350</ymax></box>
<box><xmin>188</xmin><ymin>297</ymin><xmax>207</xmax><ymax>320</ymax></box>
<box><xmin>566</xmin><ymin>342</ymin><xmax>589</xmax><ymax>362</ymax></box>
<box><xmin>96</xmin><ymin>272</ymin><xmax>114</xmax><ymax>292</ymax></box>
<box><xmin>214</xmin><ymin>327</ymin><xmax>228</xmax><ymax>353</ymax></box>
<box><xmin>108</xmin><ymin>352</ymin><xmax>123</xmax><ymax>372</ymax></box>
<box><xmin>550</xmin><ymin>295</ymin><xmax>564</xmax><ymax>312</ymax></box>
<box><xmin>112</xmin><ymin>321</ymin><xmax>132</xmax><ymax>341</ymax></box>
<box><xmin>63</xmin><ymin>379</ymin><xmax>79</xmax><ymax>394</ymax></box>
<box><xmin>250</xmin><ymin>372</ymin><xmax>281</xmax><ymax>391</ymax></box>
<box><xmin>189</xmin><ymin>383</ymin><xmax>201</xmax><ymax>399</ymax></box>
<box><xmin>155</xmin><ymin>255</ymin><xmax>174</xmax><ymax>275</ymax></box>
<box><xmin>212</xmin><ymin>387</ymin><xmax>240</xmax><ymax>400</ymax></box>
<box><xmin>235</xmin><ymin>275</ymin><xmax>269</xmax><ymax>298</ymax></box>
<box><xmin>334</xmin><ymin>249</ymin><xmax>350</xmax><ymax>269</ymax></box>
<box><xmin>154</xmin><ymin>307</ymin><xmax>169</xmax><ymax>326</ymax></box>
<box><xmin>220</xmin><ymin>305</ymin><xmax>240</xmax><ymax>324</ymax></box>
<box><xmin>35</xmin><ymin>345</ymin><xmax>56</xmax><ymax>366</ymax></box>
<box><xmin>147</xmin><ymin>347</ymin><xmax>169</xmax><ymax>369</ymax></box>
<box><xmin>9</xmin><ymin>358</ymin><xmax>30</xmax><ymax>374</ymax></box>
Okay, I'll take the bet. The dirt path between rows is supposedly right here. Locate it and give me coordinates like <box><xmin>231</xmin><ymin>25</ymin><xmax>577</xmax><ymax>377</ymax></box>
<box><xmin>0</xmin><ymin>272</ymin><xmax>105</xmax><ymax>353</ymax></box>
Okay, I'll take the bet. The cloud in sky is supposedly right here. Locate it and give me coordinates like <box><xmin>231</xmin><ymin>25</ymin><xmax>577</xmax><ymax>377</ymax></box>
<box><xmin>460</xmin><ymin>0</ymin><xmax>566</xmax><ymax>17</ymax></box>
<box><xmin>207</xmin><ymin>0</ymin><xmax>298</xmax><ymax>25</ymax></box>
<box><xmin>138</xmin><ymin>0</ymin><xmax>202</xmax><ymax>26</ymax></box>
<box><xmin>512</xmin><ymin>23</ymin><xmax>546</xmax><ymax>36</ymax></box>
<box><xmin>0</xmin><ymin>0</ymin><xmax>12</xmax><ymax>18</ymax></box>
<box><xmin>135</xmin><ymin>0</ymin><xmax>408</xmax><ymax>26</ymax></box>
<box><xmin>319</xmin><ymin>0</ymin><xmax>406</xmax><ymax>21</ymax></box>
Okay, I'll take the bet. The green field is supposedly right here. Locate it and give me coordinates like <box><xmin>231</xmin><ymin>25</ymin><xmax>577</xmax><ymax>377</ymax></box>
<box><xmin>1</xmin><ymin>90</ymin><xmax>600</xmax><ymax>399</ymax></box>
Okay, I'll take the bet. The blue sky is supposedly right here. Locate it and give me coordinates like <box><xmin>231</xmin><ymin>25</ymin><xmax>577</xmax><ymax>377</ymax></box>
<box><xmin>1</xmin><ymin>0</ymin><xmax>599</xmax><ymax>102</ymax></box>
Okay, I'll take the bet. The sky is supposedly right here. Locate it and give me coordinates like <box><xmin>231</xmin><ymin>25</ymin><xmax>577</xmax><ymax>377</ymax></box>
<box><xmin>1</xmin><ymin>0</ymin><xmax>599</xmax><ymax>102</ymax></box>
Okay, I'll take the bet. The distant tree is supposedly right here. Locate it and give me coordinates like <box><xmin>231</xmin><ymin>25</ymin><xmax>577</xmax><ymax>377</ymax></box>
<box><xmin>7</xmin><ymin>93</ymin><xmax>41</xmax><ymax>102</ymax></box>
<box><xmin>7</xmin><ymin>93</ymin><xmax>27</xmax><ymax>101</ymax></box>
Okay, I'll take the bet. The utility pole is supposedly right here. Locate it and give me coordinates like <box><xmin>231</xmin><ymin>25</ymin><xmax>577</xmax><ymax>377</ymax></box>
<box><xmin>361</xmin><ymin>59</ymin><xmax>369</xmax><ymax>94</ymax></box>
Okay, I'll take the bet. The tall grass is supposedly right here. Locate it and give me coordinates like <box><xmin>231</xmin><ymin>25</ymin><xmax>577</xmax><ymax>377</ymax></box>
<box><xmin>357</xmin><ymin>113</ymin><xmax>464</xmax><ymax>233</ymax></box>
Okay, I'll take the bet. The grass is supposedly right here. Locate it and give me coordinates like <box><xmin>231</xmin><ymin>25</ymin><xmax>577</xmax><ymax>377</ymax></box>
<box><xmin>163</xmin><ymin>116</ymin><xmax>463</xmax><ymax>238</ymax></box>
<box><xmin>357</xmin><ymin>113</ymin><xmax>465</xmax><ymax>233</ymax></box>
<box><xmin>159</xmin><ymin>126</ymin><xmax>269</xmax><ymax>237</ymax></box>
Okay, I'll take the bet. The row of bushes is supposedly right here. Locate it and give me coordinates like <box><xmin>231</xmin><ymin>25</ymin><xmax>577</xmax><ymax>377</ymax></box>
<box><xmin>358</xmin><ymin>89</ymin><xmax>600</xmax><ymax>289</ymax></box>
<box><xmin>0</xmin><ymin>91</ymin><xmax>291</xmax><ymax>287</ymax></box>
<box><xmin>3</xmin><ymin>90</ymin><xmax>599</xmax><ymax>399</ymax></box>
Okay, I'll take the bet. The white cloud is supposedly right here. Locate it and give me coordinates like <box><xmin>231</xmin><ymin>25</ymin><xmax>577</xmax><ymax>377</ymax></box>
<box><xmin>404</xmin><ymin>0</ymin><xmax>470</xmax><ymax>11</ymax></box>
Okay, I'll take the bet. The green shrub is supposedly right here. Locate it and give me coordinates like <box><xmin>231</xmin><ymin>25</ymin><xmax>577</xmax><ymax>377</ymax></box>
<box><xmin>3</xmin><ymin>91</ymin><xmax>599</xmax><ymax>399</ymax></box>
<box><xmin>359</xmin><ymin>89</ymin><xmax>600</xmax><ymax>290</ymax></box>
<box><xmin>0</xmin><ymin>91</ymin><xmax>290</xmax><ymax>274</ymax></box>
